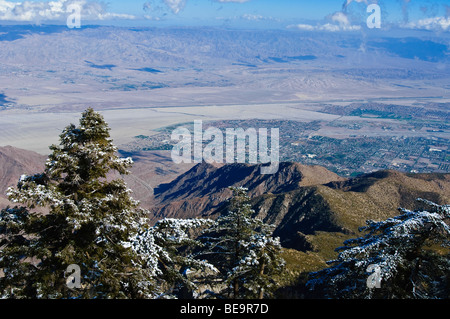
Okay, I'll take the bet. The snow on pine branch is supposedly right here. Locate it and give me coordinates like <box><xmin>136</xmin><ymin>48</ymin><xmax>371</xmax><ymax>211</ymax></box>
<box><xmin>129</xmin><ymin>218</ymin><xmax>218</xmax><ymax>279</ymax></box>
<box><xmin>307</xmin><ymin>198</ymin><xmax>450</xmax><ymax>297</ymax></box>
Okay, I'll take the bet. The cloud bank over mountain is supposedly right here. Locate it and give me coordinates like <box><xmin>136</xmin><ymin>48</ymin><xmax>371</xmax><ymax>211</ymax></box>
<box><xmin>0</xmin><ymin>0</ymin><xmax>135</xmax><ymax>23</ymax></box>
<box><xmin>0</xmin><ymin>0</ymin><xmax>448</xmax><ymax>32</ymax></box>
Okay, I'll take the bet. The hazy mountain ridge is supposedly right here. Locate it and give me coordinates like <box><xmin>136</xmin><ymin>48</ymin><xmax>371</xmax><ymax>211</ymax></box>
<box><xmin>320</xmin><ymin>101</ymin><xmax>450</xmax><ymax>121</ymax></box>
<box><xmin>0</xmin><ymin>26</ymin><xmax>448</xmax><ymax>67</ymax></box>
<box><xmin>0</xmin><ymin>25</ymin><xmax>448</xmax><ymax>113</ymax></box>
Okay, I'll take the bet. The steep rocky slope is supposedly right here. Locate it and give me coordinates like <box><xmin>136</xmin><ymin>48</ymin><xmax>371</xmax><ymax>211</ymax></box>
<box><xmin>149</xmin><ymin>162</ymin><xmax>450</xmax><ymax>255</ymax></box>
<box><xmin>150</xmin><ymin>162</ymin><xmax>345</xmax><ymax>222</ymax></box>
<box><xmin>0</xmin><ymin>146</ymin><xmax>46</xmax><ymax>208</ymax></box>
<box><xmin>0</xmin><ymin>147</ymin><xmax>191</xmax><ymax>210</ymax></box>
<box><xmin>1</xmin><ymin>146</ymin><xmax>448</xmax><ymax>258</ymax></box>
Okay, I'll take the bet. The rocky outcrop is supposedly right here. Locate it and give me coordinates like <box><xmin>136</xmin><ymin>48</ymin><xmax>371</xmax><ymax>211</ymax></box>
<box><xmin>149</xmin><ymin>162</ymin><xmax>450</xmax><ymax>252</ymax></box>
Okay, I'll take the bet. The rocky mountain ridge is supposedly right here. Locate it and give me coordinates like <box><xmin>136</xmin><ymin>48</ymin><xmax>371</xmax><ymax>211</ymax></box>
<box><xmin>1</xmin><ymin>145</ymin><xmax>449</xmax><ymax>256</ymax></box>
<box><xmin>149</xmin><ymin>161</ymin><xmax>450</xmax><ymax>253</ymax></box>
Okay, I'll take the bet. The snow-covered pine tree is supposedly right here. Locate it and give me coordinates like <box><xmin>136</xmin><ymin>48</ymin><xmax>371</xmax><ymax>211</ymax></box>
<box><xmin>131</xmin><ymin>217</ymin><xmax>217</xmax><ymax>299</ymax></box>
<box><xmin>307</xmin><ymin>198</ymin><xmax>450</xmax><ymax>299</ymax></box>
<box><xmin>0</xmin><ymin>108</ymin><xmax>153</xmax><ymax>298</ymax></box>
<box><xmin>199</xmin><ymin>187</ymin><xmax>285</xmax><ymax>299</ymax></box>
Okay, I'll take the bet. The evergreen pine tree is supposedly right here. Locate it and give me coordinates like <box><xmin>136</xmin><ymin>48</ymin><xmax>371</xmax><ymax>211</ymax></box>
<box><xmin>0</xmin><ymin>108</ymin><xmax>153</xmax><ymax>298</ymax></box>
<box><xmin>200</xmin><ymin>187</ymin><xmax>285</xmax><ymax>299</ymax></box>
<box><xmin>131</xmin><ymin>218</ymin><xmax>217</xmax><ymax>299</ymax></box>
<box><xmin>307</xmin><ymin>198</ymin><xmax>450</xmax><ymax>299</ymax></box>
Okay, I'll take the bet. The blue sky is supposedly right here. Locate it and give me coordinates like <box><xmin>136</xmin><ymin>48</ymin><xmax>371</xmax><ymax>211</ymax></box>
<box><xmin>0</xmin><ymin>0</ymin><xmax>449</xmax><ymax>31</ymax></box>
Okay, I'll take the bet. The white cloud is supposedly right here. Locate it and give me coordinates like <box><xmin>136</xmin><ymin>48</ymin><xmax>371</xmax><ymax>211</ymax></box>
<box><xmin>0</xmin><ymin>0</ymin><xmax>136</xmax><ymax>23</ymax></box>
<box><xmin>321</xmin><ymin>23</ymin><xmax>361</xmax><ymax>31</ymax></box>
<box><xmin>241</xmin><ymin>13</ymin><xmax>276</xmax><ymax>22</ymax></box>
<box><xmin>144</xmin><ymin>15</ymin><xmax>162</xmax><ymax>21</ymax></box>
<box><xmin>143</xmin><ymin>0</ymin><xmax>186</xmax><ymax>15</ymax></box>
<box><xmin>287</xmin><ymin>22</ymin><xmax>361</xmax><ymax>32</ymax></box>
<box><xmin>163</xmin><ymin>0</ymin><xmax>186</xmax><ymax>14</ymax></box>
<box><xmin>330</xmin><ymin>11</ymin><xmax>350</xmax><ymax>25</ymax></box>
<box><xmin>406</xmin><ymin>16</ymin><xmax>450</xmax><ymax>31</ymax></box>
<box><xmin>215</xmin><ymin>13</ymin><xmax>276</xmax><ymax>24</ymax></box>
<box><xmin>287</xmin><ymin>12</ymin><xmax>361</xmax><ymax>32</ymax></box>
<box><xmin>288</xmin><ymin>24</ymin><xmax>315</xmax><ymax>31</ymax></box>
<box><xmin>241</xmin><ymin>13</ymin><xmax>263</xmax><ymax>21</ymax></box>
<box><xmin>155</xmin><ymin>0</ymin><xmax>248</xmax><ymax>15</ymax></box>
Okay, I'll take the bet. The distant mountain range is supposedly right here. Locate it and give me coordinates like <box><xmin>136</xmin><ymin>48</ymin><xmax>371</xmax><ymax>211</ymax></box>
<box><xmin>0</xmin><ymin>25</ymin><xmax>448</xmax><ymax>112</ymax></box>
<box><xmin>0</xmin><ymin>25</ymin><xmax>448</xmax><ymax>67</ymax></box>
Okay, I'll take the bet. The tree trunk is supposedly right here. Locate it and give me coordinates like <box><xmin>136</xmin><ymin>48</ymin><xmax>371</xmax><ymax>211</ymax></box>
<box><xmin>233</xmin><ymin>279</ymin><xmax>239</xmax><ymax>299</ymax></box>
<box><xmin>258</xmin><ymin>256</ymin><xmax>266</xmax><ymax>299</ymax></box>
